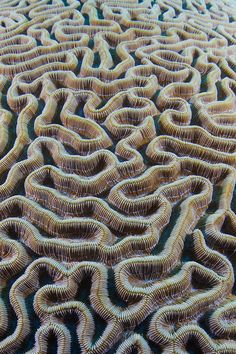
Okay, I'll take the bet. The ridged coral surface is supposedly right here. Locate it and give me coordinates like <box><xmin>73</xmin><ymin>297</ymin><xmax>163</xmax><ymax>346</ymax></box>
<box><xmin>0</xmin><ymin>0</ymin><xmax>236</xmax><ymax>353</ymax></box>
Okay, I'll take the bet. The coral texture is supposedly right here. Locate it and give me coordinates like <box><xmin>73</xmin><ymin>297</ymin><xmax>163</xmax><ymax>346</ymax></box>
<box><xmin>0</xmin><ymin>0</ymin><xmax>236</xmax><ymax>353</ymax></box>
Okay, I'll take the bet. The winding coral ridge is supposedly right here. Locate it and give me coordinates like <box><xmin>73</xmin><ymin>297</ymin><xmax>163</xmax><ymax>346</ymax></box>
<box><xmin>0</xmin><ymin>0</ymin><xmax>236</xmax><ymax>353</ymax></box>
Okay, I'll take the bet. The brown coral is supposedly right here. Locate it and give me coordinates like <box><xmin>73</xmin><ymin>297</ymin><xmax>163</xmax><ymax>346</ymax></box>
<box><xmin>0</xmin><ymin>0</ymin><xmax>236</xmax><ymax>353</ymax></box>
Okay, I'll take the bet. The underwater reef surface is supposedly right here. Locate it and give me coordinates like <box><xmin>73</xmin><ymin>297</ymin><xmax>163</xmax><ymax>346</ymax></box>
<box><xmin>0</xmin><ymin>0</ymin><xmax>236</xmax><ymax>353</ymax></box>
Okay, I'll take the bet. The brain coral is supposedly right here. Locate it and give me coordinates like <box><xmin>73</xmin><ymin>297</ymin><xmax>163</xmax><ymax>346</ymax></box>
<box><xmin>0</xmin><ymin>0</ymin><xmax>236</xmax><ymax>353</ymax></box>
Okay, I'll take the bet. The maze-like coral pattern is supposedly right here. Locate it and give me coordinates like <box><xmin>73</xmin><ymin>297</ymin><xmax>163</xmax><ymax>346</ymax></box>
<box><xmin>0</xmin><ymin>0</ymin><xmax>236</xmax><ymax>353</ymax></box>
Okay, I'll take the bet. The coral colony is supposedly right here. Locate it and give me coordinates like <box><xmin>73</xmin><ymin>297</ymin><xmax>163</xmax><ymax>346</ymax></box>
<box><xmin>0</xmin><ymin>0</ymin><xmax>236</xmax><ymax>353</ymax></box>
